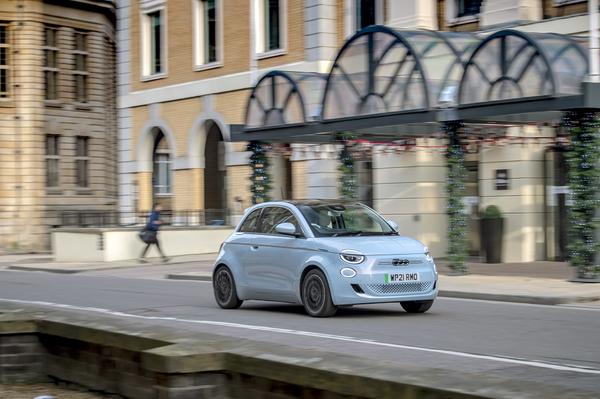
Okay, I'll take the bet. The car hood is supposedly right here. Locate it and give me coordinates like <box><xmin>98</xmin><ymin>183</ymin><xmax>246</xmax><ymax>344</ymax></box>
<box><xmin>316</xmin><ymin>235</ymin><xmax>426</xmax><ymax>256</ymax></box>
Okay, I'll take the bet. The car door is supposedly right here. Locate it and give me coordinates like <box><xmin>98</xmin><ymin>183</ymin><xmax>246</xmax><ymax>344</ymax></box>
<box><xmin>228</xmin><ymin>208</ymin><xmax>264</xmax><ymax>297</ymax></box>
<box><xmin>248</xmin><ymin>206</ymin><xmax>306</xmax><ymax>302</ymax></box>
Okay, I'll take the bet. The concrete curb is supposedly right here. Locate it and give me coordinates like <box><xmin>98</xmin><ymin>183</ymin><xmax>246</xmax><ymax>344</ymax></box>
<box><xmin>166</xmin><ymin>273</ymin><xmax>212</xmax><ymax>281</ymax></box>
<box><xmin>165</xmin><ymin>274</ymin><xmax>600</xmax><ymax>305</ymax></box>
<box><xmin>6</xmin><ymin>258</ymin><xmax>208</xmax><ymax>274</ymax></box>
<box><xmin>436</xmin><ymin>290</ymin><xmax>584</xmax><ymax>305</ymax></box>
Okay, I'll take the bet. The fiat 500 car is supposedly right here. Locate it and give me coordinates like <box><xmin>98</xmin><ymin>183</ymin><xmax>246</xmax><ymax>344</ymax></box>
<box><xmin>212</xmin><ymin>200</ymin><xmax>438</xmax><ymax>317</ymax></box>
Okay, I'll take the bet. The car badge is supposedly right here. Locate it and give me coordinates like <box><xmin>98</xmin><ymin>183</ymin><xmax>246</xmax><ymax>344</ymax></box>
<box><xmin>392</xmin><ymin>258</ymin><xmax>410</xmax><ymax>266</ymax></box>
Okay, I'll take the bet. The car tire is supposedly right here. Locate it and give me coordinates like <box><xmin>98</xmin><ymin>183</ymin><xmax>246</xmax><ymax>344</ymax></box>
<box><xmin>213</xmin><ymin>266</ymin><xmax>243</xmax><ymax>309</ymax></box>
<box><xmin>301</xmin><ymin>269</ymin><xmax>337</xmax><ymax>317</ymax></box>
<box><xmin>400</xmin><ymin>300</ymin><xmax>434</xmax><ymax>313</ymax></box>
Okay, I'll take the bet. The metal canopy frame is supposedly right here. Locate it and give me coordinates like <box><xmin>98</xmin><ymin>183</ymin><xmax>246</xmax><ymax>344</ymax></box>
<box><xmin>232</xmin><ymin>26</ymin><xmax>600</xmax><ymax>144</ymax></box>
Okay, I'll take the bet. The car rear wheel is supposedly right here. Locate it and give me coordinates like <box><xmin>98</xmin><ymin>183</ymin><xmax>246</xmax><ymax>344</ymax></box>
<box><xmin>213</xmin><ymin>266</ymin><xmax>243</xmax><ymax>309</ymax></box>
<box><xmin>301</xmin><ymin>269</ymin><xmax>337</xmax><ymax>317</ymax></box>
<box><xmin>400</xmin><ymin>300</ymin><xmax>433</xmax><ymax>313</ymax></box>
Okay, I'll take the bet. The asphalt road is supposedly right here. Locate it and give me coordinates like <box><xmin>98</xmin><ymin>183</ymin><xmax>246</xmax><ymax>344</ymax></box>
<box><xmin>1</xmin><ymin>270</ymin><xmax>599</xmax><ymax>396</ymax></box>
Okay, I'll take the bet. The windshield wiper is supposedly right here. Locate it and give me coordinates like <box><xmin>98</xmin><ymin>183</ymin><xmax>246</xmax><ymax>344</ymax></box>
<box><xmin>332</xmin><ymin>230</ymin><xmax>363</xmax><ymax>237</ymax></box>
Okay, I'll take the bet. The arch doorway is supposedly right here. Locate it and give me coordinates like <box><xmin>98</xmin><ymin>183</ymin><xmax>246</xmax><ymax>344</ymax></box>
<box><xmin>203</xmin><ymin>121</ymin><xmax>227</xmax><ymax>223</ymax></box>
<box><xmin>152</xmin><ymin>128</ymin><xmax>172</xmax><ymax>210</ymax></box>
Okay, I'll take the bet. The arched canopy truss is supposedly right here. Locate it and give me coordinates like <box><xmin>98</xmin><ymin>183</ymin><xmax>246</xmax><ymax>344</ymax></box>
<box><xmin>234</xmin><ymin>26</ymin><xmax>599</xmax><ymax>144</ymax></box>
<box><xmin>321</xmin><ymin>26</ymin><xmax>479</xmax><ymax>119</ymax></box>
<box><xmin>459</xmin><ymin>30</ymin><xmax>588</xmax><ymax>105</ymax></box>
<box><xmin>245</xmin><ymin>71</ymin><xmax>326</xmax><ymax>129</ymax></box>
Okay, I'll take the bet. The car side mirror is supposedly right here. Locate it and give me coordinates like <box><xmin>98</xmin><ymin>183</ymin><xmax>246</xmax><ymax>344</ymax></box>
<box><xmin>387</xmin><ymin>220</ymin><xmax>399</xmax><ymax>232</ymax></box>
<box><xmin>275</xmin><ymin>222</ymin><xmax>298</xmax><ymax>236</ymax></box>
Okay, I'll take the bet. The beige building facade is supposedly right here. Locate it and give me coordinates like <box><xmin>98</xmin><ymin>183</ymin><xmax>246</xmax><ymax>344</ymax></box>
<box><xmin>118</xmin><ymin>0</ymin><xmax>594</xmax><ymax>262</ymax></box>
<box><xmin>0</xmin><ymin>0</ymin><xmax>116</xmax><ymax>250</ymax></box>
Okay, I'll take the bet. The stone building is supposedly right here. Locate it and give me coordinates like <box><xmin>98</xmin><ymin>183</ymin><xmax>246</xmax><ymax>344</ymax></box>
<box><xmin>117</xmin><ymin>0</ymin><xmax>594</xmax><ymax>262</ymax></box>
<box><xmin>0</xmin><ymin>0</ymin><xmax>117</xmax><ymax>250</ymax></box>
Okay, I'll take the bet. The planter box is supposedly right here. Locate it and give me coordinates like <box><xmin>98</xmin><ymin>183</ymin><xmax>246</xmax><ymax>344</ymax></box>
<box><xmin>481</xmin><ymin>218</ymin><xmax>504</xmax><ymax>263</ymax></box>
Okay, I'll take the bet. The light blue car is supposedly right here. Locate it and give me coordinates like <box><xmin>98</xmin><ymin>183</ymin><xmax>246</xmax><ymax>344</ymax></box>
<box><xmin>212</xmin><ymin>200</ymin><xmax>438</xmax><ymax>317</ymax></box>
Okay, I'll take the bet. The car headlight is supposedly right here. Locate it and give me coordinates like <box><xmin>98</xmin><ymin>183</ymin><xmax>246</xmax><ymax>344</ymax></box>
<box><xmin>340</xmin><ymin>250</ymin><xmax>365</xmax><ymax>264</ymax></box>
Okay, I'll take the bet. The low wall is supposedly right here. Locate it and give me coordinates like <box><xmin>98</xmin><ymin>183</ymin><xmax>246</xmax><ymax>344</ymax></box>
<box><xmin>0</xmin><ymin>304</ymin><xmax>591</xmax><ymax>399</ymax></box>
<box><xmin>52</xmin><ymin>226</ymin><xmax>234</xmax><ymax>262</ymax></box>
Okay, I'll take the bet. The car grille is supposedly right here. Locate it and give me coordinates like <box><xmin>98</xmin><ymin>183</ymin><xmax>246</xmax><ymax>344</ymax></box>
<box><xmin>366</xmin><ymin>281</ymin><xmax>433</xmax><ymax>295</ymax></box>
<box><xmin>378</xmin><ymin>258</ymin><xmax>423</xmax><ymax>266</ymax></box>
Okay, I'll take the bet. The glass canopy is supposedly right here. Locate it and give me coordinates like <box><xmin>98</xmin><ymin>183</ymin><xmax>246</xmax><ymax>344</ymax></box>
<box><xmin>237</xmin><ymin>26</ymin><xmax>594</xmax><ymax>142</ymax></box>
<box><xmin>321</xmin><ymin>26</ymin><xmax>479</xmax><ymax>119</ymax></box>
<box><xmin>245</xmin><ymin>71</ymin><xmax>326</xmax><ymax>129</ymax></box>
<box><xmin>459</xmin><ymin>30</ymin><xmax>588</xmax><ymax>105</ymax></box>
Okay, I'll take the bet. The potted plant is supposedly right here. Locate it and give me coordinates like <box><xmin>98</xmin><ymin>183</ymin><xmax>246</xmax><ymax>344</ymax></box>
<box><xmin>481</xmin><ymin>205</ymin><xmax>504</xmax><ymax>263</ymax></box>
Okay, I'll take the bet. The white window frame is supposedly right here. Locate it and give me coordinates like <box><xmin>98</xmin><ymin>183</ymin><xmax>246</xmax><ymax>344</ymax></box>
<box><xmin>43</xmin><ymin>26</ymin><xmax>60</xmax><ymax>101</ymax></box>
<box><xmin>0</xmin><ymin>23</ymin><xmax>10</xmax><ymax>100</ymax></box>
<box><xmin>344</xmin><ymin>0</ymin><xmax>383</xmax><ymax>37</ymax></box>
<box><xmin>553</xmin><ymin>0</ymin><xmax>586</xmax><ymax>5</ymax></box>
<box><xmin>446</xmin><ymin>0</ymin><xmax>481</xmax><ymax>26</ymax></box>
<box><xmin>140</xmin><ymin>3</ymin><xmax>168</xmax><ymax>81</ymax></box>
<box><xmin>73</xmin><ymin>31</ymin><xmax>88</xmax><ymax>104</ymax></box>
<box><xmin>75</xmin><ymin>136</ymin><xmax>90</xmax><ymax>188</ymax></box>
<box><xmin>46</xmin><ymin>135</ymin><xmax>60</xmax><ymax>188</ymax></box>
<box><xmin>253</xmin><ymin>0</ymin><xmax>287</xmax><ymax>59</ymax></box>
<box><xmin>192</xmin><ymin>0</ymin><xmax>223</xmax><ymax>71</ymax></box>
<box><xmin>153</xmin><ymin>150</ymin><xmax>172</xmax><ymax>195</ymax></box>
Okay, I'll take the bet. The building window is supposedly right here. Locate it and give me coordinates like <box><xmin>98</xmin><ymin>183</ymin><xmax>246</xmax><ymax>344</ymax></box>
<box><xmin>0</xmin><ymin>24</ymin><xmax>9</xmax><ymax>99</ymax></box>
<box><xmin>44</xmin><ymin>27</ymin><xmax>59</xmax><ymax>100</ymax></box>
<box><xmin>194</xmin><ymin>0</ymin><xmax>221</xmax><ymax>67</ymax></box>
<box><xmin>142</xmin><ymin>8</ymin><xmax>166</xmax><ymax>77</ymax></box>
<box><xmin>75</xmin><ymin>136</ymin><xmax>89</xmax><ymax>187</ymax></box>
<box><xmin>346</xmin><ymin>0</ymin><xmax>382</xmax><ymax>34</ymax></box>
<box><xmin>456</xmin><ymin>0</ymin><xmax>482</xmax><ymax>18</ymax></box>
<box><xmin>153</xmin><ymin>131</ymin><xmax>172</xmax><ymax>195</ymax></box>
<box><xmin>46</xmin><ymin>135</ymin><xmax>60</xmax><ymax>187</ymax></box>
<box><xmin>73</xmin><ymin>32</ymin><xmax>88</xmax><ymax>103</ymax></box>
<box><xmin>356</xmin><ymin>0</ymin><xmax>376</xmax><ymax>29</ymax></box>
<box><xmin>254</xmin><ymin>0</ymin><xmax>285</xmax><ymax>55</ymax></box>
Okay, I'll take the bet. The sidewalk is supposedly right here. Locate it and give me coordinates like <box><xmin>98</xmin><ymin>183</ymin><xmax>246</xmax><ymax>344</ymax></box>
<box><xmin>2</xmin><ymin>253</ymin><xmax>599</xmax><ymax>306</ymax></box>
<box><xmin>3</xmin><ymin>253</ymin><xmax>216</xmax><ymax>273</ymax></box>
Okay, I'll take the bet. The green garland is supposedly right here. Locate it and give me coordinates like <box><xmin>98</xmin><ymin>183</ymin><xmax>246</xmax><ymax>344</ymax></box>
<box><xmin>247</xmin><ymin>141</ymin><xmax>272</xmax><ymax>204</ymax></box>
<box><xmin>338</xmin><ymin>133</ymin><xmax>357</xmax><ymax>200</ymax></box>
<box><xmin>444</xmin><ymin>121</ymin><xmax>468</xmax><ymax>274</ymax></box>
<box><xmin>563</xmin><ymin>111</ymin><xmax>600</xmax><ymax>279</ymax></box>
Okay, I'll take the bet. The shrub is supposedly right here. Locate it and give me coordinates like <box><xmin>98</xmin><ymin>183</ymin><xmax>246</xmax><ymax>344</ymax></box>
<box><xmin>482</xmin><ymin>205</ymin><xmax>502</xmax><ymax>219</ymax></box>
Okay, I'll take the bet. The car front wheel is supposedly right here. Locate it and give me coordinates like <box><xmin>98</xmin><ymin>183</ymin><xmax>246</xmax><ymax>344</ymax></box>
<box><xmin>213</xmin><ymin>266</ymin><xmax>243</xmax><ymax>309</ymax></box>
<box><xmin>400</xmin><ymin>300</ymin><xmax>434</xmax><ymax>313</ymax></box>
<box><xmin>301</xmin><ymin>269</ymin><xmax>337</xmax><ymax>317</ymax></box>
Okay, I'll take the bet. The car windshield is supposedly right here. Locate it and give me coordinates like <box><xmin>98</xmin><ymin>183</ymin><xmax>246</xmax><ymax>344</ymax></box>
<box><xmin>297</xmin><ymin>203</ymin><xmax>395</xmax><ymax>237</ymax></box>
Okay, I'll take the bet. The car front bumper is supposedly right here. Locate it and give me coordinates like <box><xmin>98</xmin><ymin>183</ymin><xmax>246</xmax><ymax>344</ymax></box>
<box><xmin>328</xmin><ymin>261</ymin><xmax>439</xmax><ymax>306</ymax></box>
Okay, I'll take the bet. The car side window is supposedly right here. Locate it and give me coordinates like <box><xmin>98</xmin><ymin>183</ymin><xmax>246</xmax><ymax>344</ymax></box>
<box><xmin>258</xmin><ymin>207</ymin><xmax>301</xmax><ymax>235</ymax></box>
<box><xmin>239</xmin><ymin>209</ymin><xmax>262</xmax><ymax>232</ymax></box>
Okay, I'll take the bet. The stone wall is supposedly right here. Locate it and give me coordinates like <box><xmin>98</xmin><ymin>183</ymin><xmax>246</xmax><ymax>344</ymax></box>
<box><xmin>0</xmin><ymin>309</ymin><xmax>508</xmax><ymax>399</ymax></box>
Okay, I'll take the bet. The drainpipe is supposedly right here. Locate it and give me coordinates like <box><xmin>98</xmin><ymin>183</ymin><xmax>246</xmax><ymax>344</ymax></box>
<box><xmin>590</xmin><ymin>0</ymin><xmax>599</xmax><ymax>82</ymax></box>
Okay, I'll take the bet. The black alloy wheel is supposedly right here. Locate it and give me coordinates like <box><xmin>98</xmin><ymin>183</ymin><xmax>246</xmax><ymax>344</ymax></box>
<box><xmin>213</xmin><ymin>266</ymin><xmax>243</xmax><ymax>309</ymax></box>
<box><xmin>400</xmin><ymin>300</ymin><xmax>434</xmax><ymax>313</ymax></box>
<box><xmin>301</xmin><ymin>269</ymin><xmax>337</xmax><ymax>317</ymax></box>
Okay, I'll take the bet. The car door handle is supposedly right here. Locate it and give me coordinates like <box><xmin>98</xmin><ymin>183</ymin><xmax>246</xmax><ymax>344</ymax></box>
<box><xmin>251</xmin><ymin>245</ymin><xmax>259</xmax><ymax>250</ymax></box>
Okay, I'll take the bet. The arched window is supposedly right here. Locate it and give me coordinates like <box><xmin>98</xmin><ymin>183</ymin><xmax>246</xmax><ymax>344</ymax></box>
<box><xmin>152</xmin><ymin>129</ymin><xmax>172</xmax><ymax>196</ymax></box>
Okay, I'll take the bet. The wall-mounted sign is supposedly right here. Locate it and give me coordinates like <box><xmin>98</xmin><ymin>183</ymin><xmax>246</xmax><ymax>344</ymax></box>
<box><xmin>495</xmin><ymin>169</ymin><xmax>509</xmax><ymax>190</ymax></box>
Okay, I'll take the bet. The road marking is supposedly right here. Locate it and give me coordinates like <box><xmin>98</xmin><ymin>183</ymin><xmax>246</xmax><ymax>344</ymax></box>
<box><xmin>2</xmin><ymin>298</ymin><xmax>600</xmax><ymax>375</ymax></box>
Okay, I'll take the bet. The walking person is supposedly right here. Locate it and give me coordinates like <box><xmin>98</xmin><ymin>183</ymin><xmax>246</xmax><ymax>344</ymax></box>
<box><xmin>139</xmin><ymin>204</ymin><xmax>170</xmax><ymax>263</ymax></box>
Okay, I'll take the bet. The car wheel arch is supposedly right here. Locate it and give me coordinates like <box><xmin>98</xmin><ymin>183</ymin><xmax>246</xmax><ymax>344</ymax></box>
<box><xmin>299</xmin><ymin>265</ymin><xmax>333</xmax><ymax>300</ymax></box>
